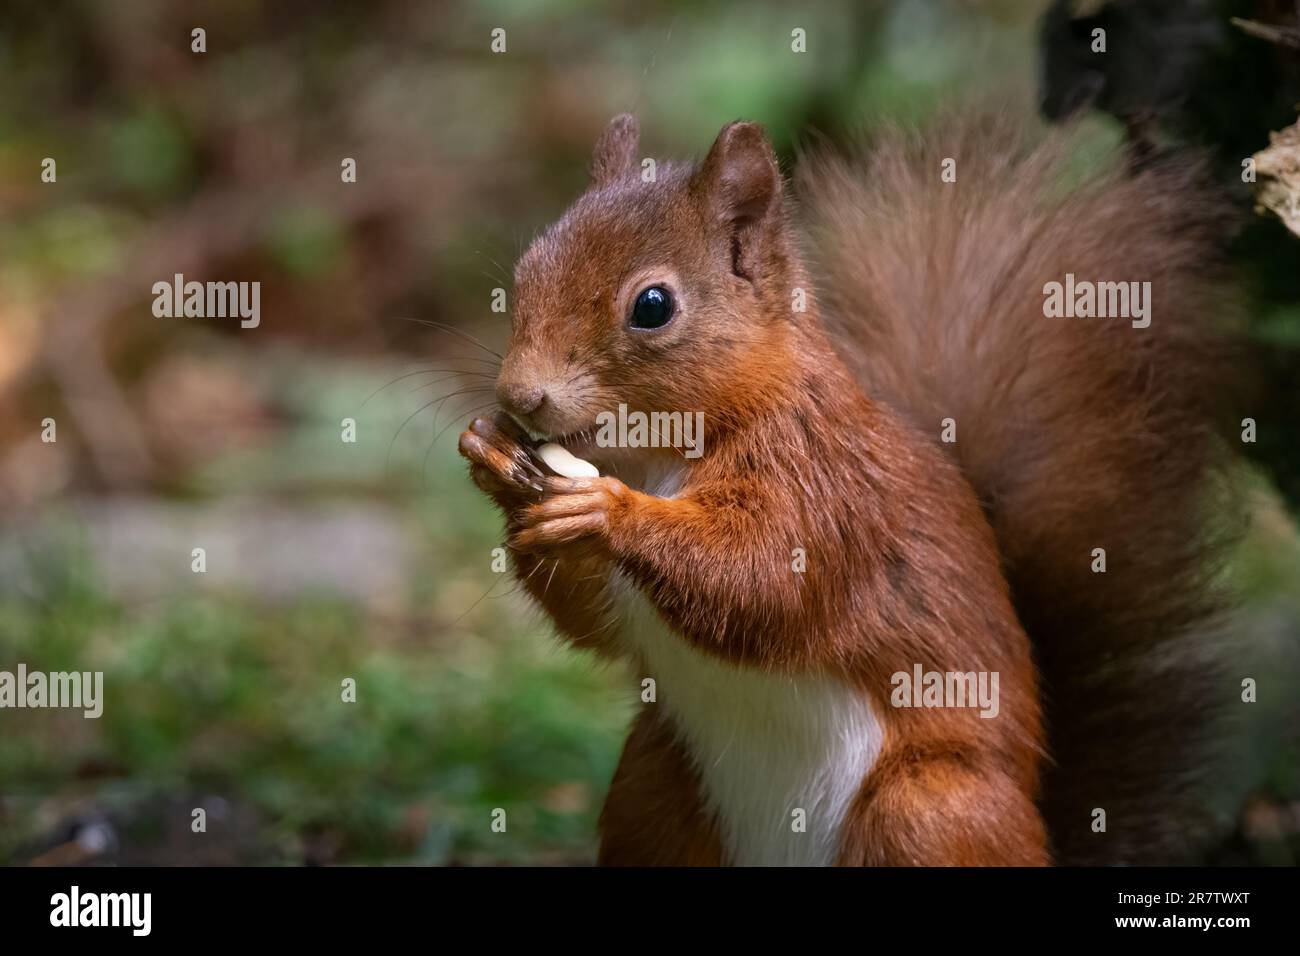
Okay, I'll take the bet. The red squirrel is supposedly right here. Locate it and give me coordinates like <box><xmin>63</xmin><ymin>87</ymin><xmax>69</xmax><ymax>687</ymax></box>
<box><xmin>458</xmin><ymin>111</ymin><xmax>1237</xmax><ymax>866</ymax></box>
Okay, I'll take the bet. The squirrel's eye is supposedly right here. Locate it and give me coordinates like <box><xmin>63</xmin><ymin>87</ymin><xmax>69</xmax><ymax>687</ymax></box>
<box><xmin>629</xmin><ymin>286</ymin><xmax>674</xmax><ymax>330</ymax></box>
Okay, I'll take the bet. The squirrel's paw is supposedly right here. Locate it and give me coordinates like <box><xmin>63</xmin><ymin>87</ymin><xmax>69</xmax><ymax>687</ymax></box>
<box><xmin>458</xmin><ymin>415</ymin><xmax>545</xmax><ymax>506</ymax></box>
<box><xmin>509</xmin><ymin>475</ymin><xmax>631</xmax><ymax>555</ymax></box>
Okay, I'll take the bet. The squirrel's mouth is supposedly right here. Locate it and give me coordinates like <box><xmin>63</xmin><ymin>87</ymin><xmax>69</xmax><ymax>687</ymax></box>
<box><xmin>524</xmin><ymin>421</ymin><xmax>695</xmax><ymax>496</ymax></box>
<box><xmin>508</xmin><ymin>415</ymin><xmax>595</xmax><ymax>455</ymax></box>
<box><xmin>527</xmin><ymin>427</ymin><xmax>675</xmax><ymax>478</ymax></box>
<box><xmin>527</xmin><ymin>428</ymin><xmax>599</xmax><ymax>460</ymax></box>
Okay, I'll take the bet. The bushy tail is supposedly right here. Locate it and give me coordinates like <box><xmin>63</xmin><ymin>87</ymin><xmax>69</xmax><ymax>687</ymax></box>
<box><xmin>800</xmin><ymin>114</ymin><xmax>1242</xmax><ymax>864</ymax></box>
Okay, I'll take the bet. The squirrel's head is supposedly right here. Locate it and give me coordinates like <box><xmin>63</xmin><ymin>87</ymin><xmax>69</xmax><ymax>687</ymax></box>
<box><xmin>496</xmin><ymin>114</ymin><xmax>801</xmax><ymax>457</ymax></box>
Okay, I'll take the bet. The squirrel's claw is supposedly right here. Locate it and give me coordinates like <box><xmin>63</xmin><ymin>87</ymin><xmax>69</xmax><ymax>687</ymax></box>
<box><xmin>459</xmin><ymin>417</ymin><xmax>543</xmax><ymax>503</ymax></box>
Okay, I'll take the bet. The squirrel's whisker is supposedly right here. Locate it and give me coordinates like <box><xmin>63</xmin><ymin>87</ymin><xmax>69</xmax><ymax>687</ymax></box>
<box><xmin>394</xmin><ymin>316</ymin><xmax>505</xmax><ymax>360</ymax></box>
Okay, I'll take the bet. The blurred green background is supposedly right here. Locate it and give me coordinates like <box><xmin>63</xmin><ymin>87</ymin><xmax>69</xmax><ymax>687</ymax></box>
<box><xmin>1</xmin><ymin>0</ymin><xmax>1297</xmax><ymax>865</ymax></box>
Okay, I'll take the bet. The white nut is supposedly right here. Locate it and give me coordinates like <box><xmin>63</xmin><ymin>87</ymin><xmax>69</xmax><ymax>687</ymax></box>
<box><xmin>536</xmin><ymin>442</ymin><xmax>599</xmax><ymax>479</ymax></box>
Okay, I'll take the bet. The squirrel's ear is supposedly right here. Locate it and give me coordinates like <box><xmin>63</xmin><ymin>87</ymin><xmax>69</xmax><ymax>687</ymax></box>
<box><xmin>690</xmin><ymin>121</ymin><xmax>782</xmax><ymax>280</ymax></box>
<box><xmin>589</xmin><ymin>113</ymin><xmax>639</xmax><ymax>188</ymax></box>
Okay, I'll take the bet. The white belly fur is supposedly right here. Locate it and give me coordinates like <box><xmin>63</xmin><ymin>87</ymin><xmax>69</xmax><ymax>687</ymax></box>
<box><xmin>610</xmin><ymin>572</ymin><xmax>885</xmax><ymax>866</ymax></box>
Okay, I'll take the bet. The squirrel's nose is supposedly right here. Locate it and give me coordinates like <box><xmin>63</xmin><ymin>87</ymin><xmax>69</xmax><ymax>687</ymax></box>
<box><xmin>497</xmin><ymin>380</ymin><xmax>546</xmax><ymax>420</ymax></box>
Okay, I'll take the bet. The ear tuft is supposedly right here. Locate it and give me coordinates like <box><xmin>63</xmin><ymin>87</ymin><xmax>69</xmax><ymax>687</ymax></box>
<box><xmin>589</xmin><ymin>113</ymin><xmax>640</xmax><ymax>188</ymax></box>
<box><xmin>691</xmin><ymin>121</ymin><xmax>781</xmax><ymax>229</ymax></box>
<box><xmin>690</xmin><ymin>121</ymin><xmax>782</xmax><ymax>281</ymax></box>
